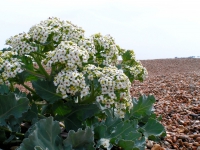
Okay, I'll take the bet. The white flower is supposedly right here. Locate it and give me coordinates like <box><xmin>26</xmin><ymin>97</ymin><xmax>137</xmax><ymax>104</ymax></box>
<box><xmin>54</xmin><ymin>68</ymin><xmax>88</xmax><ymax>99</ymax></box>
<box><xmin>98</xmin><ymin>138</ymin><xmax>111</xmax><ymax>149</ymax></box>
<box><xmin>43</xmin><ymin>41</ymin><xmax>89</xmax><ymax>69</ymax></box>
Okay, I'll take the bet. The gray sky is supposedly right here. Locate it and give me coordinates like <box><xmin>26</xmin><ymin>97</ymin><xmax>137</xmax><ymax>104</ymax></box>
<box><xmin>0</xmin><ymin>0</ymin><xmax>200</xmax><ymax>60</ymax></box>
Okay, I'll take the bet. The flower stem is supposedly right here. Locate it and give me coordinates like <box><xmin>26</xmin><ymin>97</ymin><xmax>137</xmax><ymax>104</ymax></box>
<box><xmin>32</xmin><ymin>51</ymin><xmax>46</xmax><ymax>58</ymax></box>
<box><xmin>30</xmin><ymin>53</ymin><xmax>50</xmax><ymax>80</ymax></box>
<box><xmin>21</xmin><ymin>83</ymin><xmax>37</xmax><ymax>95</ymax></box>
<box><xmin>24</xmin><ymin>68</ymin><xmax>46</xmax><ymax>79</ymax></box>
<box><xmin>0</xmin><ymin>126</ymin><xmax>24</xmax><ymax>139</ymax></box>
<box><xmin>10</xmin><ymin>82</ymin><xmax>15</xmax><ymax>92</ymax></box>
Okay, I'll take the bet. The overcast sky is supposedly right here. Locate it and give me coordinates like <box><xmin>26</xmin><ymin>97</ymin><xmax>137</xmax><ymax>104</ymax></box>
<box><xmin>0</xmin><ymin>0</ymin><xmax>200</xmax><ymax>60</ymax></box>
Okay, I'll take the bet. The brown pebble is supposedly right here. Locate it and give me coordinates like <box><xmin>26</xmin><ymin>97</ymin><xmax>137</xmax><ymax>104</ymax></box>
<box><xmin>151</xmin><ymin>144</ymin><xmax>165</xmax><ymax>150</ymax></box>
<box><xmin>166</xmin><ymin>138</ymin><xmax>173</xmax><ymax>144</ymax></box>
<box><xmin>196</xmin><ymin>137</ymin><xmax>200</xmax><ymax>143</ymax></box>
<box><xmin>172</xmin><ymin>144</ymin><xmax>178</xmax><ymax>149</ymax></box>
<box><xmin>193</xmin><ymin>142</ymin><xmax>200</xmax><ymax>146</ymax></box>
<box><xmin>172</xmin><ymin>136</ymin><xmax>177</xmax><ymax>143</ymax></box>
<box><xmin>190</xmin><ymin>134</ymin><xmax>200</xmax><ymax>138</ymax></box>
<box><xmin>178</xmin><ymin>135</ymin><xmax>188</xmax><ymax>140</ymax></box>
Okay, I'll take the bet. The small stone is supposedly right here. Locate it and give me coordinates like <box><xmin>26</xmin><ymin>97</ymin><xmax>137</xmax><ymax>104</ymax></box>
<box><xmin>146</xmin><ymin>140</ymin><xmax>154</xmax><ymax>148</ymax></box>
<box><xmin>151</xmin><ymin>144</ymin><xmax>165</xmax><ymax>150</ymax></box>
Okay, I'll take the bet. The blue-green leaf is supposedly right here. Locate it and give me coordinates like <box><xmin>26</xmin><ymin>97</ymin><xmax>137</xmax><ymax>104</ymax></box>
<box><xmin>117</xmin><ymin>140</ymin><xmax>136</xmax><ymax>150</ymax></box>
<box><xmin>18</xmin><ymin>117</ymin><xmax>63</xmax><ymax>150</ymax></box>
<box><xmin>61</xmin><ymin>103</ymin><xmax>99</xmax><ymax>131</ymax></box>
<box><xmin>32</xmin><ymin>80</ymin><xmax>62</xmax><ymax>103</ymax></box>
<box><xmin>63</xmin><ymin>127</ymin><xmax>95</xmax><ymax>150</ymax></box>
<box><xmin>0</xmin><ymin>84</ymin><xmax>9</xmax><ymax>94</ymax></box>
<box><xmin>142</xmin><ymin>118</ymin><xmax>166</xmax><ymax>139</ymax></box>
<box><xmin>126</xmin><ymin>95</ymin><xmax>155</xmax><ymax>120</ymax></box>
<box><xmin>0</xmin><ymin>93</ymin><xmax>29</xmax><ymax>126</ymax></box>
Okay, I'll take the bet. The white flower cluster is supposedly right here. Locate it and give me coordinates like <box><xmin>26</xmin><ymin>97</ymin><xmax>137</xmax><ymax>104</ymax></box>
<box><xmin>121</xmin><ymin>50</ymin><xmax>148</xmax><ymax>81</ymax></box>
<box><xmin>84</xmin><ymin>65</ymin><xmax>132</xmax><ymax>118</ymax></box>
<box><xmin>53</xmin><ymin>68</ymin><xmax>89</xmax><ymax>99</ymax></box>
<box><xmin>83</xmin><ymin>64</ymin><xmax>103</xmax><ymax>80</ymax></box>
<box><xmin>28</xmin><ymin>17</ymin><xmax>84</xmax><ymax>44</ymax></box>
<box><xmin>123</xmin><ymin>63</ymin><xmax>147</xmax><ymax>80</ymax></box>
<box><xmin>42</xmin><ymin>41</ymin><xmax>89</xmax><ymax>69</ymax></box>
<box><xmin>6</xmin><ymin>33</ymin><xmax>37</xmax><ymax>56</ymax></box>
<box><xmin>0</xmin><ymin>51</ymin><xmax>24</xmax><ymax>86</ymax></box>
<box><xmin>77</xmin><ymin>38</ymin><xmax>96</xmax><ymax>58</ymax></box>
<box><xmin>61</xmin><ymin>20</ymin><xmax>85</xmax><ymax>43</ymax></box>
<box><xmin>2</xmin><ymin>17</ymin><xmax>149</xmax><ymax>119</ymax></box>
<box><xmin>91</xmin><ymin>33</ymin><xmax>119</xmax><ymax>66</ymax></box>
<box><xmin>99</xmin><ymin>66</ymin><xmax>132</xmax><ymax>118</ymax></box>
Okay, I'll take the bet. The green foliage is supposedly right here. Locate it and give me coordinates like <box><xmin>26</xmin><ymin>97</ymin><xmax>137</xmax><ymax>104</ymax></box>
<box><xmin>0</xmin><ymin>92</ymin><xmax>29</xmax><ymax>126</ymax></box>
<box><xmin>0</xmin><ymin>17</ymin><xmax>165</xmax><ymax>150</ymax></box>
<box><xmin>141</xmin><ymin>118</ymin><xmax>166</xmax><ymax>141</ymax></box>
<box><xmin>18</xmin><ymin>117</ymin><xmax>62</xmax><ymax>150</ymax></box>
<box><xmin>32</xmin><ymin>80</ymin><xmax>62</xmax><ymax>103</ymax></box>
<box><xmin>125</xmin><ymin>95</ymin><xmax>156</xmax><ymax>120</ymax></box>
<box><xmin>63</xmin><ymin>127</ymin><xmax>95</xmax><ymax>150</ymax></box>
<box><xmin>0</xmin><ymin>84</ymin><xmax>9</xmax><ymax>94</ymax></box>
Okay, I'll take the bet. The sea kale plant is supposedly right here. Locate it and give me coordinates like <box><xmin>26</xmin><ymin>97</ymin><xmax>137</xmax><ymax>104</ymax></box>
<box><xmin>0</xmin><ymin>17</ymin><xmax>165</xmax><ymax>150</ymax></box>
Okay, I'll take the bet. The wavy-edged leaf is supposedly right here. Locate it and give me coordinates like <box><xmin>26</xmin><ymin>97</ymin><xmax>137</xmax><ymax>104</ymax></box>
<box><xmin>0</xmin><ymin>93</ymin><xmax>29</xmax><ymax>125</ymax></box>
<box><xmin>63</xmin><ymin>127</ymin><xmax>95</xmax><ymax>150</ymax></box>
<box><xmin>61</xmin><ymin>103</ymin><xmax>99</xmax><ymax>131</ymax></box>
<box><xmin>6</xmin><ymin>115</ymin><xmax>21</xmax><ymax>132</ymax></box>
<box><xmin>125</xmin><ymin>131</ymin><xmax>142</xmax><ymax>141</ymax></box>
<box><xmin>104</xmin><ymin>109</ymin><xmax>121</xmax><ymax>132</ymax></box>
<box><xmin>14</xmin><ymin>88</ymin><xmax>27</xmax><ymax>99</ymax></box>
<box><xmin>32</xmin><ymin>80</ymin><xmax>62</xmax><ymax>103</ymax></box>
<box><xmin>22</xmin><ymin>103</ymin><xmax>38</xmax><ymax>124</ymax></box>
<box><xmin>18</xmin><ymin>117</ymin><xmax>62</xmax><ymax>150</ymax></box>
<box><xmin>110</xmin><ymin>120</ymin><xmax>138</xmax><ymax>140</ymax></box>
<box><xmin>94</xmin><ymin>124</ymin><xmax>107</xmax><ymax>139</ymax></box>
<box><xmin>126</xmin><ymin>95</ymin><xmax>155</xmax><ymax>120</ymax></box>
<box><xmin>133</xmin><ymin>137</ymin><xmax>145</xmax><ymax>150</ymax></box>
<box><xmin>52</xmin><ymin>100</ymin><xmax>72</xmax><ymax>117</ymax></box>
<box><xmin>0</xmin><ymin>84</ymin><xmax>9</xmax><ymax>94</ymax></box>
<box><xmin>34</xmin><ymin>146</ymin><xmax>45</xmax><ymax>150</ymax></box>
<box><xmin>142</xmin><ymin>118</ymin><xmax>166</xmax><ymax>139</ymax></box>
<box><xmin>117</xmin><ymin>140</ymin><xmax>135</xmax><ymax>150</ymax></box>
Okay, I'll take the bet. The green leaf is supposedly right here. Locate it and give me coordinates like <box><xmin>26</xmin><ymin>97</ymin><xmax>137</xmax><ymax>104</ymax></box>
<box><xmin>32</xmin><ymin>80</ymin><xmax>62</xmax><ymax>103</ymax></box>
<box><xmin>0</xmin><ymin>93</ymin><xmax>29</xmax><ymax>125</ymax></box>
<box><xmin>60</xmin><ymin>103</ymin><xmax>99</xmax><ymax>131</ymax></box>
<box><xmin>14</xmin><ymin>88</ymin><xmax>27</xmax><ymax>99</ymax></box>
<box><xmin>0</xmin><ymin>84</ymin><xmax>9</xmax><ymax>94</ymax></box>
<box><xmin>6</xmin><ymin>115</ymin><xmax>21</xmax><ymax>133</ymax></box>
<box><xmin>122</xmin><ymin>50</ymin><xmax>133</xmax><ymax>62</ymax></box>
<box><xmin>94</xmin><ymin>125</ymin><xmax>107</xmax><ymax>139</ymax></box>
<box><xmin>17</xmin><ymin>71</ymin><xmax>38</xmax><ymax>83</ymax></box>
<box><xmin>34</xmin><ymin>146</ymin><xmax>45</xmax><ymax>150</ymax></box>
<box><xmin>22</xmin><ymin>103</ymin><xmax>38</xmax><ymax>124</ymax></box>
<box><xmin>133</xmin><ymin>137</ymin><xmax>145</xmax><ymax>150</ymax></box>
<box><xmin>21</xmin><ymin>55</ymin><xmax>34</xmax><ymax>71</ymax></box>
<box><xmin>110</xmin><ymin>120</ymin><xmax>138</xmax><ymax>140</ymax></box>
<box><xmin>142</xmin><ymin>118</ymin><xmax>166</xmax><ymax>139</ymax></box>
<box><xmin>125</xmin><ymin>131</ymin><xmax>142</xmax><ymax>141</ymax></box>
<box><xmin>94</xmin><ymin>111</ymin><xmax>142</xmax><ymax>149</ymax></box>
<box><xmin>63</xmin><ymin>127</ymin><xmax>95</xmax><ymax>150</ymax></box>
<box><xmin>126</xmin><ymin>95</ymin><xmax>155</xmax><ymax>120</ymax></box>
<box><xmin>104</xmin><ymin>109</ymin><xmax>121</xmax><ymax>132</ymax></box>
<box><xmin>117</xmin><ymin>140</ymin><xmax>135</xmax><ymax>150</ymax></box>
<box><xmin>52</xmin><ymin>100</ymin><xmax>72</xmax><ymax>117</ymax></box>
<box><xmin>18</xmin><ymin>117</ymin><xmax>63</xmax><ymax>150</ymax></box>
